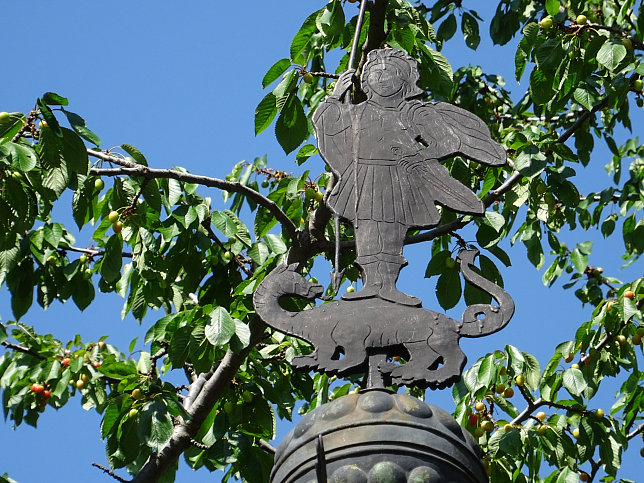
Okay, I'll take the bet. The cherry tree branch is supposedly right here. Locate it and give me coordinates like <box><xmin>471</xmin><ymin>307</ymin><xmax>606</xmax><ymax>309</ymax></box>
<box><xmin>131</xmin><ymin>317</ymin><xmax>266</xmax><ymax>483</ymax></box>
<box><xmin>0</xmin><ymin>340</ymin><xmax>46</xmax><ymax>360</ymax></box>
<box><xmin>91</xmin><ymin>463</ymin><xmax>128</xmax><ymax>483</ymax></box>
<box><xmin>88</xmin><ymin>150</ymin><xmax>298</xmax><ymax>240</ymax></box>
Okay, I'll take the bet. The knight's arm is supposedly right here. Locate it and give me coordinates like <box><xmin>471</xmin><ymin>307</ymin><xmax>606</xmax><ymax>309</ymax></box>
<box><xmin>312</xmin><ymin>84</ymin><xmax>353</xmax><ymax>173</ymax></box>
<box><xmin>410</xmin><ymin>102</ymin><xmax>507</xmax><ymax>166</ymax></box>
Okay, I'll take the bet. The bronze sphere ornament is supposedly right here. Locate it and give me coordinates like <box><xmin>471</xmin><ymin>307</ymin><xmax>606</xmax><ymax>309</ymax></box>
<box><xmin>271</xmin><ymin>389</ymin><xmax>487</xmax><ymax>483</ymax></box>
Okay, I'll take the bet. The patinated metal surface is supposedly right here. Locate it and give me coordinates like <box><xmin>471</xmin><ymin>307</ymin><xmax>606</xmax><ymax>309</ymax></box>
<box><xmin>253</xmin><ymin>47</ymin><xmax>514</xmax><ymax>389</ymax></box>
<box><xmin>253</xmin><ymin>249</ymin><xmax>513</xmax><ymax>389</ymax></box>
<box><xmin>313</xmin><ymin>48</ymin><xmax>507</xmax><ymax>308</ymax></box>
<box><xmin>271</xmin><ymin>389</ymin><xmax>488</xmax><ymax>483</ymax></box>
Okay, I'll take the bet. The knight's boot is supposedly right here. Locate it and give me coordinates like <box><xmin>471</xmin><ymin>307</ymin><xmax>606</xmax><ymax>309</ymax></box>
<box><xmin>377</xmin><ymin>260</ymin><xmax>421</xmax><ymax>307</ymax></box>
<box><xmin>342</xmin><ymin>259</ymin><xmax>380</xmax><ymax>301</ymax></box>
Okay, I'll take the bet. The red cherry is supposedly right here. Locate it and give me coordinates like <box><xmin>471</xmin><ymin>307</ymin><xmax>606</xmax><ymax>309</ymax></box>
<box><xmin>61</xmin><ymin>358</ymin><xmax>71</xmax><ymax>367</ymax></box>
<box><xmin>30</xmin><ymin>384</ymin><xmax>45</xmax><ymax>394</ymax></box>
<box><xmin>468</xmin><ymin>413</ymin><xmax>479</xmax><ymax>426</ymax></box>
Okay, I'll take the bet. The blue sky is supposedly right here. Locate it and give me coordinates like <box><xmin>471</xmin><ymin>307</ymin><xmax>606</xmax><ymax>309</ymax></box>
<box><xmin>1</xmin><ymin>2</ymin><xmax>642</xmax><ymax>481</ymax></box>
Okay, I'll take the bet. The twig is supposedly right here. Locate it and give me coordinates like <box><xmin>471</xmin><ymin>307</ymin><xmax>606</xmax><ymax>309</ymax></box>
<box><xmin>308</xmin><ymin>71</ymin><xmax>340</xmax><ymax>79</ymax></box>
<box><xmin>0</xmin><ymin>341</ymin><xmax>46</xmax><ymax>360</ymax></box>
<box><xmin>91</xmin><ymin>463</ymin><xmax>127</xmax><ymax>483</ymax></box>
<box><xmin>258</xmin><ymin>438</ymin><xmax>276</xmax><ymax>454</ymax></box>
<box><xmin>88</xmin><ymin>150</ymin><xmax>298</xmax><ymax>240</ymax></box>
<box><xmin>56</xmin><ymin>245</ymin><xmax>134</xmax><ymax>259</ymax></box>
<box><xmin>626</xmin><ymin>423</ymin><xmax>643</xmax><ymax>440</ymax></box>
<box><xmin>148</xmin><ymin>347</ymin><xmax>167</xmax><ymax>379</ymax></box>
<box><xmin>189</xmin><ymin>438</ymin><xmax>209</xmax><ymax>450</ymax></box>
<box><xmin>201</xmin><ymin>219</ymin><xmax>253</xmax><ymax>277</ymax></box>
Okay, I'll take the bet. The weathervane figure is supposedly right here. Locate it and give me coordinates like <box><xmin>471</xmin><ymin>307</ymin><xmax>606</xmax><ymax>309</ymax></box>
<box><xmin>254</xmin><ymin>48</ymin><xmax>514</xmax><ymax>389</ymax></box>
<box><xmin>312</xmin><ymin>48</ymin><xmax>507</xmax><ymax>306</ymax></box>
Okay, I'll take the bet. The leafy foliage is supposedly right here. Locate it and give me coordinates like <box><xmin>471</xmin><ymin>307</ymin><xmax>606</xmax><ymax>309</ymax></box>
<box><xmin>1</xmin><ymin>1</ymin><xmax>643</xmax><ymax>482</ymax></box>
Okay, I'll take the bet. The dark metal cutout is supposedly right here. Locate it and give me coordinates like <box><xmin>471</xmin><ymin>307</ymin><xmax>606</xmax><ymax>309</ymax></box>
<box><xmin>254</xmin><ymin>250</ymin><xmax>514</xmax><ymax>389</ymax></box>
<box><xmin>254</xmin><ymin>48</ymin><xmax>514</xmax><ymax>389</ymax></box>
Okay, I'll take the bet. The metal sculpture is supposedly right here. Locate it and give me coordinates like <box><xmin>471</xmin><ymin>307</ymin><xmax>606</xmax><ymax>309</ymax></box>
<box><xmin>313</xmin><ymin>48</ymin><xmax>507</xmax><ymax>307</ymax></box>
<box><xmin>253</xmin><ymin>250</ymin><xmax>513</xmax><ymax>389</ymax></box>
<box><xmin>254</xmin><ymin>47</ymin><xmax>514</xmax><ymax>389</ymax></box>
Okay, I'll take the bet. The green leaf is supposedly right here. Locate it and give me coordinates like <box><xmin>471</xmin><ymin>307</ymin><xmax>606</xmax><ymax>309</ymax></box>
<box><xmin>596</xmin><ymin>41</ymin><xmax>627</xmax><ymax>71</ymax></box>
<box><xmin>101</xmin><ymin>235</ymin><xmax>123</xmax><ymax>284</ymax></box>
<box><xmin>573</xmin><ymin>86</ymin><xmax>602</xmax><ymax>111</ymax></box>
<box><xmin>6</xmin><ymin>143</ymin><xmax>38</xmax><ymax>172</ymax></box>
<box><xmin>0</xmin><ymin>112</ymin><xmax>25</xmax><ymax>141</ymax></box>
<box><xmin>570</xmin><ymin>248</ymin><xmax>587</xmax><ymax>273</ymax></box>
<box><xmin>72</xmin><ymin>277</ymin><xmax>95</xmax><ymax>311</ymax></box>
<box><xmin>62</xmin><ymin>111</ymin><xmax>101</xmax><ymax>146</ymax></box>
<box><xmin>275</xmin><ymin>95</ymin><xmax>308</xmax><ymax>154</ymax></box>
<box><xmin>290</xmin><ymin>10</ymin><xmax>319</xmax><ymax>63</ymax></box>
<box><xmin>436</xmin><ymin>267</ymin><xmax>461</xmax><ymax>310</ymax></box>
<box><xmin>505</xmin><ymin>345</ymin><xmax>525</xmax><ymax>375</ymax></box>
<box><xmin>255</xmin><ymin>92</ymin><xmax>278</xmax><ymax>136</ymax></box>
<box><xmin>515</xmin><ymin>145</ymin><xmax>546</xmax><ymax>177</ymax></box>
<box><xmin>97</xmin><ymin>361</ymin><xmax>137</xmax><ymax>379</ymax></box>
<box><xmin>205</xmin><ymin>307</ymin><xmax>236</xmax><ymax>346</ymax></box>
<box><xmin>316</xmin><ymin>0</ymin><xmax>344</xmax><ymax>40</ymax></box>
<box><xmin>485</xmin><ymin>211</ymin><xmax>505</xmax><ymax>232</ymax></box>
<box><xmin>211</xmin><ymin>211</ymin><xmax>237</xmax><ymax>237</ymax></box>
<box><xmin>101</xmin><ymin>404</ymin><xmax>121</xmax><ymax>439</ymax></box>
<box><xmin>523</xmin><ymin>352</ymin><xmax>541</xmax><ymax>391</ymax></box>
<box><xmin>437</xmin><ymin>14</ymin><xmax>457</xmax><ymax>42</ymax></box>
<box><xmin>41</xmin><ymin>92</ymin><xmax>68</xmax><ymax>106</ymax></box>
<box><xmin>295</xmin><ymin>144</ymin><xmax>317</xmax><ymax>165</ymax></box>
<box><xmin>60</xmin><ymin>127</ymin><xmax>89</xmax><ymax>174</ymax></box>
<box><xmin>562</xmin><ymin>367</ymin><xmax>587</xmax><ymax>396</ymax></box>
<box><xmin>545</xmin><ymin>0</ymin><xmax>560</xmax><ymax>17</ymax></box>
<box><xmin>166</xmin><ymin>178</ymin><xmax>182</xmax><ymax>206</ymax></box>
<box><xmin>262</xmin><ymin>58</ymin><xmax>291</xmax><ymax>89</ymax></box>
<box><xmin>264</xmin><ymin>234</ymin><xmax>287</xmax><ymax>255</ymax></box>
<box><xmin>145</xmin><ymin>400</ymin><xmax>173</xmax><ymax>452</ymax></box>
<box><xmin>477</xmin><ymin>354</ymin><xmax>496</xmax><ymax>389</ymax></box>
<box><xmin>461</xmin><ymin>12</ymin><xmax>480</xmax><ymax>50</ymax></box>
<box><xmin>121</xmin><ymin>144</ymin><xmax>148</xmax><ymax>166</ymax></box>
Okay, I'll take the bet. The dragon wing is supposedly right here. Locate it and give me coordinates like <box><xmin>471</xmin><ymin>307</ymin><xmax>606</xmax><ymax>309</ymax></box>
<box><xmin>408</xmin><ymin>101</ymin><xmax>507</xmax><ymax>166</ymax></box>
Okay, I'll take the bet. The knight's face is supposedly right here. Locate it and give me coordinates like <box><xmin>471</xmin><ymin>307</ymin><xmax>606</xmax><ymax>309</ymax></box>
<box><xmin>366</xmin><ymin>64</ymin><xmax>405</xmax><ymax>98</ymax></box>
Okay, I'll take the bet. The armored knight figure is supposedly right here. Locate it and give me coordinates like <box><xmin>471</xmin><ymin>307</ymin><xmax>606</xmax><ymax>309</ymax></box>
<box><xmin>312</xmin><ymin>48</ymin><xmax>507</xmax><ymax>307</ymax></box>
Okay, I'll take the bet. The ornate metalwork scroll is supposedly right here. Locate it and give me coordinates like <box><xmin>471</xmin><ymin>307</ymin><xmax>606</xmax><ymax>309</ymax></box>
<box><xmin>254</xmin><ymin>48</ymin><xmax>514</xmax><ymax>389</ymax></box>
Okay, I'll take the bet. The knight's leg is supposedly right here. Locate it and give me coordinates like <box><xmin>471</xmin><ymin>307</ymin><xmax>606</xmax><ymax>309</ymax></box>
<box><xmin>342</xmin><ymin>220</ymin><xmax>381</xmax><ymax>300</ymax></box>
<box><xmin>377</xmin><ymin>222</ymin><xmax>420</xmax><ymax>306</ymax></box>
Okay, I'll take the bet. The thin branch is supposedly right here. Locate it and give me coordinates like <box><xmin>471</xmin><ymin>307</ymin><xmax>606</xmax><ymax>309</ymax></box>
<box><xmin>57</xmin><ymin>245</ymin><xmax>134</xmax><ymax>259</ymax></box>
<box><xmin>201</xmin><ymin>219</ymin><xmax>253</xmax><ymax>277</ymax></box>
<box><xmin>88</xmin><ymin>150</ymin><xmax>298</xmax><ymax>240</ymax></box>
<box><xmin>148</xmin><ymin>347</ymin><xmax>167</xmax><ymax>379</ymax></box>
<box><xmin>189</xmin><ymin>439</ymin><xmax>209</xmax><ymax>450</ymax></box>
<box><xmin>626</xmin><ymin>423</ymin><xmax>644</xmax><ymax>440</ymax></box>
<box><xmin>568</xmin><ymin>21</ymin><xmax>644</xmax><ymax>50</ymax></box>
<box><xmin>91</xmin><ymin>463</ymin><xmax>127</xmax><ymax>483</ymax></box>
<box><xmin>258</xmin><ymin>438</ymin><xmax>276</xmax><ymax>454</ymax></box>
<box><xmin>0</xmin><ymin>340</ymin><xmax>46</xmax><ymax>360</ymax></box>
